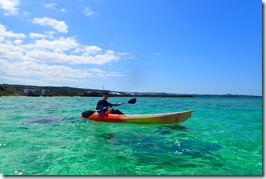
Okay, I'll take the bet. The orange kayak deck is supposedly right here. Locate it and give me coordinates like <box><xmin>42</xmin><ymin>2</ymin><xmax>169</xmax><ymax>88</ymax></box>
<box><xmin>81</xmin><ymin>110</ymin><xmax>194</xmax><ymax>124</ymax></box>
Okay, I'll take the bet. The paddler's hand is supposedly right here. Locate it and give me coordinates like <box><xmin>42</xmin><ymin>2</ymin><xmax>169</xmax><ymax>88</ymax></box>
<box><xmin>113</xmin><ymin>103</ymin><xmax>121</xmax><ymax>107</ymax></box>
<box><xmin>103</xmin><ymin>106</ymin><xmax>108</xmax><ymax>110</ymax></box>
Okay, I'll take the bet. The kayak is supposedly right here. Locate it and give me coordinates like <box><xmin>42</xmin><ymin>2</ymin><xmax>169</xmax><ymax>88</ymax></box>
<box><xmin>81</xmin><ymin>110</ymin><xmax>194</xmax><ymax>124</ymax></box>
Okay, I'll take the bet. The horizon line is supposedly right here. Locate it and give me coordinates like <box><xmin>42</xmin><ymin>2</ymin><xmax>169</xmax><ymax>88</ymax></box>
<box><xmin>0</xmin><ymin>83</ymin><xmax>262</xmax><ymax>97</ymax></box>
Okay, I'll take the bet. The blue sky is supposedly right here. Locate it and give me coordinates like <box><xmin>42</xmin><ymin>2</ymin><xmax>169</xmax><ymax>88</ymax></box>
<box><xmin>0</xmin><ymin>0</ymin><xmax>262</xmax><ymax>95</ymax></box>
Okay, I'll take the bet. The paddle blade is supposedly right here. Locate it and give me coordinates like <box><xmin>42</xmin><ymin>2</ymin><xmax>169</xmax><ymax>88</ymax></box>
<box><xmin>127</xmin><ymin>98</ymin><xmax>137</xmax><ymax>104</ymax></box>
<box><xmin>81</xmin><ymin>110</ymin><xmax>95</xmax><ymax>118</ymax></box>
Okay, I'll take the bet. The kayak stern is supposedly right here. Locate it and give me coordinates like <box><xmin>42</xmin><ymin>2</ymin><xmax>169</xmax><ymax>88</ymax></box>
<box><xmin>122</xmin><ymin>110</ymin><xmax>194</xmax><ymax>124</ymax></box>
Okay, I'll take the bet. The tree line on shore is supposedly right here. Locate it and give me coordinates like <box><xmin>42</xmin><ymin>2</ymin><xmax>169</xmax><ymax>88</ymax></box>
<box><xmin>0</xmin><ymin>84</ymin><xmax>194</xmax><ymax>97</ymax></box>
<box><xmin>0</xmin><ymin>84</ymin><xmax>260</xmax><ymax>98</ymax></box>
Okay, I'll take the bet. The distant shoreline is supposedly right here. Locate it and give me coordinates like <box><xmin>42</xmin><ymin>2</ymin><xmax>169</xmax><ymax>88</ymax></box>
<box><xmin>0</xmin><ymin>84</ymin><xmax>261</xmax><ymax>98</ymax></box>
<box><xmin>0</xmin><ymin>95</ymin><xmax>261</xmax><ymax>98</ymax></box>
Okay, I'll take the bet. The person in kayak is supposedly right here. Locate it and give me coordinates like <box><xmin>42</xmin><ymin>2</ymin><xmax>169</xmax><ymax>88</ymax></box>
<box><xmin>96</xmin><ymin>92</ymin><xmax>123</xmax><ymax>114</ymax></box>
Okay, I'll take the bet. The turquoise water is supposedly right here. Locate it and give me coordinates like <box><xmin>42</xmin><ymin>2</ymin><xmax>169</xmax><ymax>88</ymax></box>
<box><xmin>0</xmin><ymin>97</ymin><xmax>262</xmax><ymax>175</ymax></box>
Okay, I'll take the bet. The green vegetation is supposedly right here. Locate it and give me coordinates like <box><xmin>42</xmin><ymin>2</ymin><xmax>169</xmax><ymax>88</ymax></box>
<box><xmin>0</xmin><ymin>84</ymin><xmax>195</xmax><ymax>97</ymax></box>
<box><xmin>0</xmin><ymin>84</ymin><xmax>100</xmax><ymax>97</ymax></box>
<box><xmin>0</xmin><ymin>84</ymin><xmax>261</xmax><ymax>98</ymax></box>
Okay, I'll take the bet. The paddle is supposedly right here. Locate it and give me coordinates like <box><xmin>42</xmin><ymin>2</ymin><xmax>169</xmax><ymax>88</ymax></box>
<box><xmin>81</xmin><ymin>98</ymin><xmax>137</xmax><ymax>118</ymax></box>
<box><xmin>122</xmin><ymin>98</ymin><xmax>136</xmax><ymax>105</ymax></box>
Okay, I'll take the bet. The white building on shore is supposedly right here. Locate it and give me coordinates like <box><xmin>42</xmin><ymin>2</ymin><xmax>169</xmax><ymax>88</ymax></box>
<box><xmin>23</xmin><ymin>89</ymin><xmax>40</xmax><ymax>94</ymax></box>
<box><xmin>24</xmin><ymin>89</ymin><xmax>49</xmax><ymax>95</ymax></box>
<box><xmin>41</xmin><ymin>89</ymin><xmax>50</xmax><ymax>95</ymax></box>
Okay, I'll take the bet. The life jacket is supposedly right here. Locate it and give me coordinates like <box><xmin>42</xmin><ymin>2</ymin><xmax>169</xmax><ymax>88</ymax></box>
<box><xmin>97</xmin><ymin>100</ymin><xmax>112</xmax><ymax>114</ymax></box>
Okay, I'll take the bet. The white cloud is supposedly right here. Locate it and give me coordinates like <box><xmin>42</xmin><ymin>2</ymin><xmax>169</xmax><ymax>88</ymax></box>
<box><xmin>44</xmin><ymin>3</ymin><xmax>56</xmax><ymax>9</ymax></box>
<box><xmin>13</xmin><ymin>39</ymin><xmax>23</xmax><ymax>44</ymax></box>
<box><xmin>22</xmin><ymin>48</ymin><xmax>120</xmax><ymax>65</ymax></box>
<box><xmin>29</xmin><ymin>32</ymin><xmax>46</xmax><ymax>39</ymax></box>
<box><xmin>74</xmin><ymin>45</ymin><xmax>102</xmax><ymax>55</ymax></box>
<box><xmin>0</xmin><ymin>59</ymin><xmax>126</xmax><ymax>84</ymax></box>
<box><xmin>93</xmin><ymin>50</ymin><xmax>120</xmax><ymax>64</ymax></box>
<box><xmin>24</xmin><ymin>37</ymin><xmax>78</xmax><ymax>52</ymax></box>
<box><xmin>0</xmin><ymin>24</ymin><xmax>25</xmax><ymax>39</ymax></box>
<box><xmin>0</xmin><ymin>59</ymin><xmax>92</xmax><ymax>78</ymax></box>
<box><xmin>117</xmin><ymin>52</ymin><xmax>134</xmax><ymax>60</ymax></box>
<box><xmin>0</xmin><ymin>23</ymin><xmax>128</xmax><ymax>85</ymax></box>
<box><xmin>85</xmin><ymin>46</ymin><xmax>102</xmax><ymax>52</ymax></box>
<box><xmin>0</xmin><ymin>0</ymin><xmax>19</xmax><ymax>16</ymax></box>
<box><xmin>84</xmin><ymin>7</ymin><xmax>94</xmax><ymax>16</ymax></box>
<box><xmin>33</xmin><ymin>17</ymin><xmax>68</xmax><ymax>33</ymax></box>
<box><xmin>0</xmin><ymin>29</ymin><xmax>122</xmax><ymax>64</ymax></box>
<box><xmin>0</xmin><ymin>43</ymin><xmax>24</xmax><ymax>60</ymax></box>
<box><xmin>89</xmin><ymin>68</ymin><xmax>105</xmax><ymax>73</ymax></box>
<box><xmin>29</xmin><ymin>31</ymin><xmax>55</xmax><ymax>39</ymax></box>
<box><xmin>60</xmin><ymin>8</ymin><xmax>66</xmax><ymax>12</ymax></box>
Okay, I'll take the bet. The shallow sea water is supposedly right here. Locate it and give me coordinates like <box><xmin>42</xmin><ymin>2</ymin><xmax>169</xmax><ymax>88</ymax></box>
<box><xmin>0</xmin><ymin>97</ymin><xmax>262</xmax><ymax>175</ymax></box>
